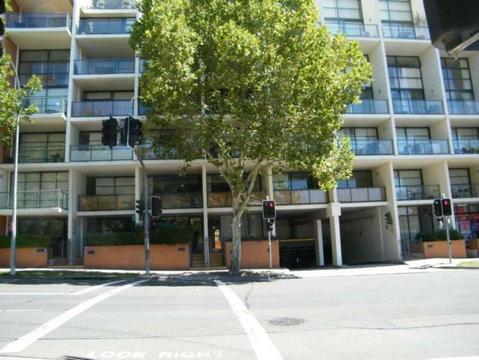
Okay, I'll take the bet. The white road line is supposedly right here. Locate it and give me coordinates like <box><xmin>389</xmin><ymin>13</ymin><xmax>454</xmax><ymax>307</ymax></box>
<box><xmin>0</xmin><ymin>309</ymin><xmax>43</xmax><ymax>312</ymax></box>
<box><xmin>72</xmin><ymin>279</ymin><xmax>126</xmax><ymax>295</ymax></box>
<box><xmin>0</xmin><ymin>279</ymin><xmax>149</xmax><ymax>354</ymax></box>
<box><xmin>214</xmin><ymin>280</ymin><xmax>284</xmax><ymax>360</ymax></box>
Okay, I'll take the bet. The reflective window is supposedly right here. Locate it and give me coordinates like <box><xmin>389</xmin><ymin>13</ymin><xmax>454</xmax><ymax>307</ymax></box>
<box><xmin>441</xmin><ymin>58</ymin><xmax>474</xmax><ymax>101</ymax></box>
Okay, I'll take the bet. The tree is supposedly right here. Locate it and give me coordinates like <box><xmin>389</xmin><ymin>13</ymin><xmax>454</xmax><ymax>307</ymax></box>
<box><xmin>130</xmin><ymin>0</ymin><xmax>371</xmax><ymax>274</ymax></box>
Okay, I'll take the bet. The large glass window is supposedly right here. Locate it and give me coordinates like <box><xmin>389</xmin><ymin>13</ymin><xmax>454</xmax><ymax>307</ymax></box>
<box><xmin>452</xmin><ymin>128</ymin><xmax>479</xmax><ymax>140</ymax></box>
<box><xmin>86</xmin><ymin>216</ymin><xmax>135</xmax><ymax>234</ymax></box>
<box><xmin>19</xmin><ymin>50</ymin><xmax>70</xmax><ymax>88</ymax></box>
<box><xmin>273</xmin><ymin>173</ymin><xmax>318</xmax><ymax>191</ymax></box>
<box><xmin>323</xmin><ymin>0</ymin><xmax>363</xmax><ymax>22</ymax></box>
<box><xmin>455</xmin><ymin>204</ymin><xmax>479</xmax><ymax>241</ymax></box>
<box><xmin>379</xmin><ymin>0</ymin><xmax>413</xmax><ymax>24</ymax></box>
<box><xmin>399</xmin><ymin>205</ymin><xmax>435</xmax><ymax>256</ymax></box>
<box><xmin>338</xmin><ymin>170</ymin><xmax>372</xmax><ymax>188</ymax></box>
<box><xmin>19</xmin><ymin>133</ymin><xmax>65</xmax><ymax>163</ymax></box>
<box><xmin>394</xmin><ymin>170</ymin><xmax>422</xmax><ymax>187</ymax></box>
<box><xmin>387</xmin><ymin>56</ymin><xmax>424</xmax><ymax>100</ymax></box>
<box><xmin>220</xmin><ymin>214</ymin><xmax>266</xmax><ymax>241</ymax></box>
<box><xmin>86</xmin><ymin>177</ymin><xmax>135</xmax><ymax>196</ymax></box>
<box><xmin>396</xmin><ymin>127</ymin><xmax>430</xmax><ymax>140</ymax></box>
<box><xmin>16</xmin><ymin>172</ymin><xmax>68</xmax><ymax>192</ymax></box>
<box><xmin>82</xmin><ymin>91</ymin><xmax>134</xmax><ymax>101</ymax></box>
<box><xmin>441</xmin><ymin>58</ymin><xmax>474</xmax><ymax>101</ymax></box>
<box><xmin>339</xmin><ymin>127</ymin><xmax>378</xmax><ymax>141</ymax></box>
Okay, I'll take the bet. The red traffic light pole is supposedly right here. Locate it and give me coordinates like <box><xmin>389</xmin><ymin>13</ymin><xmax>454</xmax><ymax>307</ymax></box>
<box><xmin>440</xmin><ymin>194</ymin><xmax>452</xmax><ymax>264</ymax></box>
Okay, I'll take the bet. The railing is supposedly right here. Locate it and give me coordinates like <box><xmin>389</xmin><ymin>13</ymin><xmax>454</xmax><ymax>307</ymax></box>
<box><xmin>18</xmin><ymin>142</ymin><xmax>65</xmax><ymax>163</ymax></box>
<box><xmin>23</xmin><ymin>96</ymin><xmax>67</xmax><ymax>115</ymax></box>
<box><xmin>395</xmin><ymin>185</ymin><xmax>440</xmax><ymax>201</ymax></box>
<box><xmin>78</xmin><ymin>18</ymin><xmax>134</xmax><ymax>34</ymax></box>
<box><xmin>451</xmin><ymin>184</ymin><xmax>479</xmax><ymax>198</ymax></box>
<box><xmin>274</xmin><ymin>189</ymin><xmax>328</xmax><ymax>205</ymax></box>
<box><xmin>397</xmin><ymin>139</ymin><xmax>450</xmax><ymax>155</ymax></box>
<box><xmin>207</xmin><ymin>192</ymin><xmax>265</xmax><ymax>208</ymax></box>
<box><xmin>448</xmin><ymin>100</ymin><xmax>479</xmax><ymax>115</ymax></box>
<box><xmin>78</xmin><ymin>194</ymin><xmax>135</xmax><ymax>211</ymax></box>
<box><xmin>74</xmin><ymin>59</ymin><xmax>135</xmax><ymax>75</ymax></box>
<box><xmin>382</xmin><ymin>24</ymin><xmax>430</xmax><ymax>40</ymax></box>
<box><xmin>20</xmin><ymin>72</ymin><xmax>69</xmax><ymax>87</ymax></box>
<box><xmin>0</xmin><ymin>190</ymin><xmax>68</xmax><ymax>210</ymax></box>
<box><xmin>84</xmin><ymin>0</ymin><xmax>137</xmax><ymax>10</ymax></box>
<box><xmin>137</xmin><ymin>144</ymin><xmax>178</xmax><ymax>160</ymax></box>
<box><xmin>71</xmin><ymin>100</ymin><xmax>133</xmax><ymax>117</ymax></box>
<box><xmin>347</xmin><ymin>99</ymin><xmax>389</xmax><ymax>114</ymax></box>
<box><xmin>350</xmin><ymin>140</ymin><xmax>394</xmax><ymax>155</ymax></box>
<box><xmin>70</xmin><ymin>145</ymin><xmax>134</xmax><ymax>162</ymax></box>
<box><xmin>337</xmin><ymin>187</ymin><xmax>386</xmax><ymax>202</ymax></box>
<box><xmin>326</xmin><ymin>21</ymin><xmax>379</xmax><ymax>38</ymax></box>
<box><xmin>6</xmin><ymin>13</ymin><xmax>71</xmax><ymax>29</ymax></box>
<box><xmin>392</xmin><ymin>99</ymin><xmax>444</xmax><ymax>115</ymax></box>
<box><xmin>160</xmin><ymin>193</ymin><xmax>203</xmax><ymax>209</ymax></box>
<box><xmin>453</xmin><ymin>139</ymin><xmax>479</xmax><ymax>154</ymax></box>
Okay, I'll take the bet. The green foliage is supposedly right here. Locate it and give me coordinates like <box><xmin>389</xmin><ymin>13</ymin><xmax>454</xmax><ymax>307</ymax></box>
<box><xmin>415</xmin><ymin>229</ymin><xmax>463</xmax><ymax>242</ymax></box>
<box><xmin>0</xmin><ymin>235</ymin><xmax>50</xmax><ymax>248</ymax></box>
<box><xmin>0</xmin><ymin>54</ymin><xmax>43</xmax><ymax>145</ymax></box>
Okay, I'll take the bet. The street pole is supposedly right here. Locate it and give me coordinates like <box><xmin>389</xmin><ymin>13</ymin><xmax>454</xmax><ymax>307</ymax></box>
<box><xmin>446</xmin><ymin>216</ymin><xmax>452</xmax><ymax>264</ymax></box>
<box><xmin>268</xmin><ymin>223</ymin><xmax>272</xmax><ymax>270</ymax></box>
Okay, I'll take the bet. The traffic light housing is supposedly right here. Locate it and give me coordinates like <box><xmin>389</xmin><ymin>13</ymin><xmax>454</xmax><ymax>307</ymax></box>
<box><xmin>384</xmin><ymin>212</ymin><xmax>393</xmax><ymax>226</ymax></box>
<box><xmin>135</xmin><ymin>199</ymin><xmax>144</xmax><ymax>218</ymax></box>
<box><xmin>101</xmin><ymin>116</ymin><xmax>118</xmax><ymax>147</ymax></box>
<box><xmin>441</xmin><ymin>198</ymin><xmax>452</xmax><ymax>216</ymax></box>
<box><xmin>433</xmin><ymin>199</ymin><xmax>443</xmax><ymax>217</ymax></box>
<box><xmin>262</xmin><ymin>200</ymin><xmax>276</xmax><ymax>220</ymax></box>
<box><xmin>150</xmin><ymin>196</ymin><xmax>162</xmax><ymax>218</ymax></box>
<box><xmin>121</xmin><ymin>116</ymin><xmax>142</xmax><ymax>147</ymax></box>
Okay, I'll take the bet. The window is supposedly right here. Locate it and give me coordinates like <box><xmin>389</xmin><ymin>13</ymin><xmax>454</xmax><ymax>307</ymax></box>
<box><xmin>86</xmin><ymin>177</ymin><xmax>135</xmax><ymax>196</ymax></box>
<box><xmin>79</xmin><ymin>132</ymin><xmax>103</xmax><ymax>146</ymax></box>
<box><xmin>338</xmin><ymin>170</ymin><xmax>372</xmax><ymax>188</ymax></box>
<box><xmin>82</xmin><ymin>91</ymin><xmax>134</xmax><ymax>101</ymax></box>
<box><xmin>323</xmin><ymin>0</ymin><xmax>363</xmax><ymax>22</ymax></box>
<box><xmin>16</xmin><ymin>172</ymin><xmax>68</xmax><ymax>192</ymax></box>
<box><xmin>455</xmin><ymin>204</ymin><xmax>479</xmax><ymax>240</ymax></box>
<box><xmin>399</xmin><ymin>205</ymin><xmax>435</xmax><ymax>256</ymax></box>
<box><xmin>387</xmin><ymin>56</ymin><xmax>424</xmax><ymax>100</ymax></box>
<box><xmin>207</xmin><ymin>174</ymin><xmax>262</xmax><ymax>193</ymax></box>
<box><xmin>86</xmin><ymin>216</ymin><xmax>135</xmax><ymax>234</ymax></box>
<box><xmin>273</xmin><ymin>173</ymin><xmax>318</xmax><ymax>191</ymax></box>
<box><xmin>394</xmin><ymin>170</ymin><xmax>422</xmax><ymax>187</ymax></box>
<box><xmin>449</xmin><ymin>169</ymin><xmax>470</xmax><ymax>187</ymax></box>
<box><xmin>19</xmin><ymin>133</ymin><xmax>65</xmax><ymax>163</ymax></box>
<box><xmin>379</xmin><ymin>0</ymin><xmax>413</xmax><ymax>24</ymax></box>
<box><xmin>441</xmin><ymin>58</ymin><xmax>474</xmax><ymax>101</ymax></box>
<box><xmin>339</xmin><ymin>127</ymin><xmax>378</xmax><ymax>141</ymax></box>
<box><xmin>19</xmin><ymin>50</ymin><xmax>70</xmax><ymax>88</ymax></box>
<box><xmin>396</xmin><ymin>128</ymin><xmax>430</xmax><ymax>140</ymax></box>
<box><xmin>151</xmin><ymin>175</ymin><xmax>202</xmax><ymax>194</ymax></box>
<box><xmin>452</xmin><ymin>128</ymin><xmax>479</xmax><ymax>140</ymax></box>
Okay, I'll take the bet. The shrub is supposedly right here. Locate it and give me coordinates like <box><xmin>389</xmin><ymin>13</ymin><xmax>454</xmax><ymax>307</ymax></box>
<box><xmin>415</xmin><ymin>229</ymin><xmax>463</xmax><ymax>242</ymax></box>
<box><xmin>0</xmin><ymin>235</ymin><xmax>50</xmax><ymax>248</ymax></box>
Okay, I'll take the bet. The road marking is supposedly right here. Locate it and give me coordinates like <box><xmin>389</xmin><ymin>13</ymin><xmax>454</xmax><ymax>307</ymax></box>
<box><xmin>72</xmin><ymin>279</ymin><xmax>126</xmax><ymax>295</ymax></box>
<box><xmin>214</xmin><ymin>280</ymin><xmax>284</xmax><ymax>360</ymax></box>
<box><xmin>0</xmin><ymin>278</ymin><xmax>149</xmax><ymax>354</ymax></box>
<box><xmin>0</xmin><ymin>309</ymin><xmax>43</xmax><ymax>312</ymax></box>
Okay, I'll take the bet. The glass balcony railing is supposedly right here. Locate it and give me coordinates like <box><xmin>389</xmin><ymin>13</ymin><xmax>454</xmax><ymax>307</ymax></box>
<box><xmin>20</xmin><ymin>71</ymin><xmax>69</xmax><ymax>87</ymax></box>
<box><xmin>207</xmin><ymin>192</ymin><xmax>265</xmax><ymax>208</ymax></box>
<box><xmin>160</xmin><ymin>193</ymin><xmax>203</xmax><ymax>209</ymax></box>
<box><xmin>347</xmin><ymin>99</ymin><xmax>389</xmax><ymax>114</ymax></box>
<box><xmin>326</xmin><ymin>21</ymin><xmax>379</xmax><ymax>38</ymax></box>
<box><xmin>6</xmin><ymin>13</ymin><xmax>71</xmax><ymax>29</ymax></box>
<box><xmin>78</xmin><ymin>194</ymin><xmax>135</xmax><ymax>211</ymax></box>
<box><xmin>392</xmin><ymin>99</ymin><xmax>444</xmax><ymax>115</ymax></box>
<box><xmin>350</xmin><ymin>140</ymin><xmax>394</xmax><ymax>155</ymax></box>
<box><xmin>84</xmin><ymin>0</ymin><xmax>137</xmax><ymax>10</ymax></box>
<box><xmin>395</xmin><ymin>185</ymin><xmax>440</xmax><ymax>201</ymax></box>
<box><xmin>78</xmin><ymin>18</ymin><xmax>134</xmax><ymax>34</ymax></box>
<box><xmin>453</xmin><ymin>139</ymin><xmax>479</xmax><ymax>154</ymax></box>
<box><xmin>137</xmin><ymin>144</ymin><xmax>178</xmax><ymax>160</ymax></box>
<box><xmin>19</xmin><ymin>142</ymin><xmax>65</xmax><ymax>163</ymax></box>
<box><xmin>382</xmin><ymin>24</ymin><xmax>430</xmax><ymax>40</ymax></box>
<box><xmin>448</xmin><ymin>100</ymin><xmax>479</xmax><ymax>115</ymax></box>
<box><xmin>0</xmin><ymin>190</ymin><xmax>68</xmax><ymax>210</ymax></box>
<box><xmin>337</xmin><ymin>187</ymin><xmax>386</xmax><ymax>202</ymax></box>
<box><xmin>74</xmin><ymin>59</ymin><xmax>135</xmax><ymax>75</ymax></box>
<box><xmin>451</xmin><ymin>184</ymin><xmax>479</xmax><ymax>198</ymax></box>
<box><xmin>70</xmin><ymin>145</ymin><xmax>134</xmax><ymax>161</ymax></box>
<box><xmin>71</xmin><ymin>100</ymin><xmax>133</xmax><ymax>117</ymax></box>
<box><xmin>274</xmin><ymin>189</ymin><xmax>328</xmax><ymax>205</ymax></box>
<box><xmin>397</xmin><ymin>139</ymin><xmax>450</xmax><ymax>155</ymax></box>
<box><xmin>23</xmin><ymin>96</ymin><xmax>67</xmax><ymax>115</ymax></box>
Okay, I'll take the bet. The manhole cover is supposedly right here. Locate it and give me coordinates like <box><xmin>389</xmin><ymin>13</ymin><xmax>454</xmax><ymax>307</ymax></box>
<box><xmin>269</xmin><ymin>317</ymin><xmax>305</xmax><ymax>327</ymax></box>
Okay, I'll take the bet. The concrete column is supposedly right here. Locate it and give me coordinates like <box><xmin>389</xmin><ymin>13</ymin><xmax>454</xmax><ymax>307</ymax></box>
<box><xmin>314</xmin><ymin>219</ymin><xmax>325</xmax><ymax>266</ymax></box>
<box><xmin>327</xmin><ymin>202</ymin><xmax>342</xmax><ymax>266</ymax></box>
<box><xmin>202</xmin><ymin>164</ymin><xmax>210</xmax><ymax>266</ymax></box>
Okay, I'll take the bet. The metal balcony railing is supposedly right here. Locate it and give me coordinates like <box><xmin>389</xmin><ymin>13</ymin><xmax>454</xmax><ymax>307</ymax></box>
<box><xmin>397</xmin><ymin>139</ymin><xmax>450</xmax><ymax>155</ymax></box>
<box><xmin>382</xmin><ymin>24</ymin><xmax>430</xmax><ymax>40</ymax></box>
<box><xmin>78</xmin><ymin>18</ymin><xmax>134</xmax><ymax>34</ymax></box>
<box><xmin>0</xmin><ymin>190</ymin><xmax>68</xmax><ymax>210</ymax></box>
<box><xmin>71</xmin><ymin>100</ymin><xmax>133</xmax><ymax>117</ymax></box>
<box><xmin>448</xmin><ymin>100</ymin><xmax>479</xmax><ymax>115</ymax></box>
<box><xmin>326</xmin><ymin>21</ymin><xmax>379</xmax><ymax>38</ymax></box>
<box><xmin>70</xmin><ymin>145</ymin><xmax>134</xmax><ymax>161</ymax></box>
<box><xmin>84</xmin><ymin>0</ymin><xmax>137</xmax><ymax>10</ymax></box>
<box><xmin>78</xmin><ymin>194</ymin><xmax>135</xmax><ymax>211</ymax></box>
<box><xmin>74</xmin><ymin>59</ymin><xmax>135</xmax><ymax>75</ymax></box>
<box><xmin>451</xmin><ymin>184</ymin><xmax>479</xmax><ymax>198</ymax></box>
<box><xmin>392</xmin><ymin>99</ymin><xmax>444</xmax><ymax>115</ymax></box>
<box><xmin>6</xmin><ymin>13</ymin><xmax>71</xmax><ymax>29</ymax></box>
<box><xmin>18</xmin><ymin>142</ymin><xmax>65</xmax><ymax>163</ymax></box>
<box><xmin>453</xmin><ymin>139</ymin><xmax>479</xmax><ymax>154</ymax></box>
<box><xmin>395</xmin><ymin>185</ymin><xmax>440</xmax><ymax>201</ymax></box>
<box><xmin>207</xmin><ymin>192</ymin><xmax>265</xmax><ymax>208</ymax></box>
<box><xmin>350</xmin><ymin>140</ymin><xmax>394</xmax><ymax>155</ymax></box>
<box><xmin>337</xmin><ymin>187</ymin><xmax>386</xmax><ymax>202</ymax></box>
<box><xmin>347</xmin><ymin>99</ymin><xmax>389</xmax><ymax>114</ymax></box>
<box><xmin>274</xmin><ymin>189</ymin><xmax>328</xmax><ymax>205</ymax></box>
<box><xmin>23</xmin><ymin>96</ymin><xmax>67</xmax><ymax>115</ymax></box>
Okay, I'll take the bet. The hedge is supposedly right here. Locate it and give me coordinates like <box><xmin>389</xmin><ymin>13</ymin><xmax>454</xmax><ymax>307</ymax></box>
<box><xmin>415</xmin><ymin>229</ymin><xmax>463</xmax><ymax>242</ymax></box>
<box><xmin>0</xmin><ymin>235</ymin><xmax>50</xmax><ymax>248</ymax></box>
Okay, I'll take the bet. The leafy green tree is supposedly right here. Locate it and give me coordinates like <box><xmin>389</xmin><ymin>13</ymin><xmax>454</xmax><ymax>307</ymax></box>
<box><xmin>131</xmin><ymin>0</ymin><xmax>371</xmax><ymax>274</ymax></box>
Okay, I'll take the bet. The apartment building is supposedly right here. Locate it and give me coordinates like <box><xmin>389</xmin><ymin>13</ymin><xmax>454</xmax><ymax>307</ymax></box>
<box><xmin>0</xmin><ymin>0</ymin><xmax>478</xmax><ymax>268</ymax></box>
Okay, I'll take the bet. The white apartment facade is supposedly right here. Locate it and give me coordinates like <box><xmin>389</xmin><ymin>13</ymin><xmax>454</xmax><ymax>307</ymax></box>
<box><xmin>0</xmin><ymin>0</ymin><xmax>478</xmax><ymax>268</ymax></box>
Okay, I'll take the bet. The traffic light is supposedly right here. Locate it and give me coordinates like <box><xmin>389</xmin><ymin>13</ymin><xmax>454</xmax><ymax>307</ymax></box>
<box><xmin>121</xmin><ymin>116</ymin><xmax>142</xmax><ymax>147</ymax></box>
<box><xmin>265</xmin><ymin>219</ymin><xmax>274</xmax><ymax>232</ymax></box>
<box><xmin>433</xmin><ymin>199</ymin><xmax>443</xmax><ymax>218</ymax></box>
<box><xmin>441</xmin><ymin>198</ymin><xmax>452</xmax><ymax>216</ymax></box>
<box><xmin>101</xmin><ymin>116</ymin><xmax>118</xmax><ymax>147</ymax></box>
<box><xmin>135</xmin><ymin>199</ymin><xmax>144</xmax><ymax>218</ymax></box>
<box><xmin>262</xmin><ymin>200</ymin><xmax>276</xmax><ymax>220</ymax></box>
<box><xmin>150</xmin><ymin>196</ymin><xmax>162</xmax><ymax>218</ymax></box>
<box><xmin>384</xmin><ymin>212</ymin><xmax>393</xmax><ymax>226</ymax></box>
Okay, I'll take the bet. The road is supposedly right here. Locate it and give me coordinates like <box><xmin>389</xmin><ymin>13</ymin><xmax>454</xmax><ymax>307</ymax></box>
<box><xmin>0</xmin><ymin>268</ymin><xmax>478</xmax><ymax>360</ymax></box>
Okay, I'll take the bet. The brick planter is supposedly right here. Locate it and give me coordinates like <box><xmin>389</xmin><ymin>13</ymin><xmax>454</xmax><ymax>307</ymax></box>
<box><xmin>0</xmin><ymin>248</ymin><xmax>48</xmax><ymax>268</ymax></box>
<box><xmin>84</xmin><ymin>244</ymin><xmax>190</xmax><ymax>270</ymax></box>
<box><xmin>422</xmin><ymin>240</ymin><xmax>467</xmax><ymax>258</ymax></box>
<box><xmin>225</xmin><ymin>240</ymin><xmax>280</xmax><ymax>269</ymax></box>
<box><xmin>468</xmin><ymin>239</ymin><xmax>478</xmax><ymax>250</ymax></box>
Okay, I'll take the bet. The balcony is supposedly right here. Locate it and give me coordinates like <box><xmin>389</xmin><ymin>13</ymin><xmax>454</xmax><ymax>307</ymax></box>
<box><xmin>392</xmin><ymin>100</ymin><xmax>444</xmax><ymax>115</ymax></box>
<box><xmin>337</xmin><ymin>187</ymin><xmax>386</xmax><ymax>203</ymax></box>
<box><xmin>23</xmin><ymin>97</ymin><xmax>67</xmax><ymax>115</ymax></box>
<box><xmin>396</xmin><ymin>185</ymin><xmax>440</xmax><ymax>201</ymax></box>
<box><xmin>78</xmin><ymin>18</ymin><xmax>134</xmax><ymax>35</ymax></box>
<box><xmin>207</xmin><ymin>192</ymin><xmax>265</xmax><ymax>208</ymax></box>
<box><xmin>70</xmin><ymin>145</ymin><xmax>134</xmax><ymax>162</ymax></box>
<box><xmin>274</xmin><ymin>189</ymin><xmax>328</xmax><ymax>205</ymax></box>
<box><xmin>71</xmin><ymin>100</ymin><xmax>133</xmax><ymax>117</ymax></box>
<box><xmin>138</xmin><ymin>145</ymin><xmax>178</xmax><ymax>160</ymax></box>
<box><xmin>347</xmin><ymin>100</ymin><xmax>389</xmax><ymax>115</ymax></box>
<box><xmin>19</xmin><ymin>143</ymin><xmax>65</xmax><ymax>163</ymax></box>
<box><xmin>161</xmin><ymin>193</ymin><xmax>203</xmax><ymax>209</ymax></box>
<box><xmin>6</xmin><ymin>13</ymin><xmax>70</xmax><ymax>29</ymax></box>
<box><xmin>350</xmin><ymin>140</ymin><xmax>394</xmax><ymax>155</ymax></box>
<box><xmin>78</xmin><ymin>194</ymin><xmax>135</xmax><ymax>211</ymax></box>
<box><xmin>74</xmin><ymin>59</ymin><xmax>135</xmax><ymax>75</ymax></box>
<box><xmin>453</xmin><ymin>139</ymin><xmax>479</xmax><ymax>154</ymax></box>
<box><xmin>84</xmin><ymin>0</ymin><xmax>137</xmax><ymax>10</ymax></box>
<box><xmin>326</xmin><ymin>21</ymin><xmax>379</xmax><ymax>38</ymax></box>
<box><xmin>0</xmin><ymin>190</ymin><xmax>68</xmax><ymax>210</ymax></box>
<box><xmin>448</xmin><ymin>100</ymin><xmax>479</xmax><ymax>115</ymax></box>
<box><xmin>382</xmin><ymin>24</ymin><xmax>430</xmax><ymax>40</ymax></box>
<box><xmin>397</xmin><ymin>139</ymin><xmax>450</xmax><ymax>155</ymax></box>
<box><xmin>451</xmin><ymin>184</ymin><xmax>479</xmax><ymax>198</ymax></box>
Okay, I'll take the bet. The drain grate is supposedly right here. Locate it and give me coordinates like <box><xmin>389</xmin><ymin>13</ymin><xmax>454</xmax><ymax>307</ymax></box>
<box><xmin>269</xmin><ymin>317</ymin><xmax>305</xmax><ymax>327</ymax></box>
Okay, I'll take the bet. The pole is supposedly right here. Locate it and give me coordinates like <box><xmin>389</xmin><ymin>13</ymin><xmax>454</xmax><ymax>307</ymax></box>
<box><xmin>268</xmin><ymin>224</ymin><xmax>272</xmax><ymax>270</ymax></box>
<box><xmin>446</xmin><ymin>216</ymin><xmax>452</xmax><ymax>264</ymax></box>
<box><xmin>142</xmin><ymin>163</ymin><xmax>150</xmax><ymax>275</ymax></box>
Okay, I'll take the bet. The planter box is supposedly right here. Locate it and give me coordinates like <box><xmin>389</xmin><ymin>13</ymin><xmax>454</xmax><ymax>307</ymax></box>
<box><xmin>84</xmin><ymin>244</ymin><xmax>190</xmax><ymax>270</ymax></box>
<box><xmin>423</xmin><ymin>240</ymin><xmax>467</xmax><ymax>258</ymax></box>
<box><xmin>0</xmin><ymin>247</ymin><xmax>48</xmax><ymax>268</ymax></box>
<box><xmin>225</xmin><ymin>240</ymin><xmax>280</xmax><ymax>269</ymax></box>
<box><xmin>468</xmin><ymin>239</ymin><xmax>478</xmax><ymax>250</ymax></box>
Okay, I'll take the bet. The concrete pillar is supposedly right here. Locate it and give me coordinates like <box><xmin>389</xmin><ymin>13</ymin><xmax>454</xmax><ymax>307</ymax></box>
<box><xmin>327</xmin><ymin>203</ymin><xmax>342</xmax><ymax>266</ymax></box>
<box><xmin>314</xmin><ymin>219</ymin><xmax>325</xmax><ymax>266</ymax></box>
<box><xmin>202</xmin><ymin>164</ymin><xmax>210</xmax><ymax>266</ymax></box>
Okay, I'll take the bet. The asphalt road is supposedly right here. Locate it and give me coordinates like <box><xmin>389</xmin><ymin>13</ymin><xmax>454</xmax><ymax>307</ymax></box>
<box><xmin>0</xmin><ymin>268</ymin><xmax>478</xmax><ymax>360</ymax></box>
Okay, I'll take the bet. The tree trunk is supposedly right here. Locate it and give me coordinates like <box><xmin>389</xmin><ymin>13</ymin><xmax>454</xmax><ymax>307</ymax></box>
<box><xmin>230</xmin><ymin>215</ymin><xmax>242</xmax><ymax>275</ymax></box>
